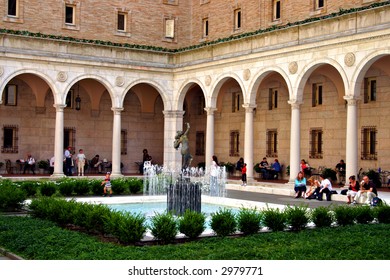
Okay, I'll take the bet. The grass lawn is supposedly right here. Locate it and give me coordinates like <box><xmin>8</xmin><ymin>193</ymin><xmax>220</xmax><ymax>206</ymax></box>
<box><xmin>1</xmin><ymin>215</ymin><xmax>389</xmax><ymax>260</ymax></box>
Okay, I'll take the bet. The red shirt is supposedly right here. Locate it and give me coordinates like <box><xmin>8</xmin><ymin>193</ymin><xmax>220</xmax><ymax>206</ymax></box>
<box><xmin>242</xmin><ymin>166</ymin><xmax>247</xmax><ymax>174</ymax></box>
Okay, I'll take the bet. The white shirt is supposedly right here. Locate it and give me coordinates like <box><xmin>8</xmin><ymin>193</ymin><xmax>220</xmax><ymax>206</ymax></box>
<box><xmin>210</xmin><ymin>161</ymin><xmax>218</xmax><ymax>177</ymax></box>
<box><xmin>320</xmin><ymin>178</ymin><xmax>332</xmax><ymax>191</ymax></box>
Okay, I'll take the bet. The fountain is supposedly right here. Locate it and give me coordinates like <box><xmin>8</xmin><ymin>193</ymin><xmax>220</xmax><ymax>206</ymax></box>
<box><xmin>143</xmin><ymin>123</ymin><xmax>226</xmax><ymax>215</ymax></box>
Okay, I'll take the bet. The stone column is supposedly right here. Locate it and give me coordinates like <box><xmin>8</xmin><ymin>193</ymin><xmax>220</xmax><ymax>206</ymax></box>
<box><xmin>111</xmin><ymin>107</ymin><xmax>124</xmax><ymax>177</ymax></box>
<box><xmin>163</xmin><ymin>110</ymin><xmax>184</xmax><ymax>171</ymax></box>
<box><xmin>243</xmin><ymin>104</ymin><xmax>257</xmax><ymax>182</ymax></box>
<box><xmin>345</xmin><ymin>97</ymin><xmax>359</xmax><ymax>182</ymax></box>
<box><xmin>205</xmin><ymin>107</ymin><xmax>216</xmax><ymax>168</ymax></box>
<box><xmin>51</xmin><ymin>104</ymin><xmax>66</xmax><ymax>178</ymax></box>
<box><xmin>288</xmin><ymin>101</ymin><xmax>302</xmax><ymax>182</ymax></box>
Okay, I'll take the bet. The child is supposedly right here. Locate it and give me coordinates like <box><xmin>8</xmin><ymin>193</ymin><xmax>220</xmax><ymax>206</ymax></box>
<box><xmin>76</xmin><ymin>149</ymin><xmax>86</xmax><ymax>176</ymax></box>
<box><xmin>241</xmin><ymin>163</ymin><xmax>247</xmax><ymax>186</ymax></box>
<box><xmin>102</xmin><ymin>172</ymin><xmax>112</xmax><ymax>197</ymax></box>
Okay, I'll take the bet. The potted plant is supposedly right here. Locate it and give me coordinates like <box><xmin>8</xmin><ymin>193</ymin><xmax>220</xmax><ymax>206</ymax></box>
<box><xmin>37</xmin><ymin>160</ymin><xmax>49</xmax><ymax>174</ymax></box>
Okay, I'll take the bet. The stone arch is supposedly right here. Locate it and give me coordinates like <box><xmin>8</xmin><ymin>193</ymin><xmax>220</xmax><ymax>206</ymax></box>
<box><xmin>176</xmin><ymin>78</ymin><xmax>207</xmax><ymax>112</ymax></box>
<box><xmin>351</xmin><ymin>49</ymin><xmax>390</xmax><ymax>98</ymax></box>
<box><xmin>248</xmin><ymin>66</ymin><xmax>292</xmax><ymax>105</ymax></box>
<box><xmin>0</xmin><ymin>69</ymin><xmax>57</xmax><ymax>104</ymax></box>
<box><xmin>295</xmin><ymin>58</ymin><xmax>349</xmax><ymax>103</ymax></box>
<box><xmin>209</xmin><ymin>72</ymin><xmax>245</xmax><ymax>110</ymax></box>
<box><xmin>121</xmin><ymin>79</ymin><xmax>170</xmax><ymax>112</ymax></box>
<box><xmin>63</xmin><ymin>75</ymin><xmax>114</xmax><ymax>110</ymax></box>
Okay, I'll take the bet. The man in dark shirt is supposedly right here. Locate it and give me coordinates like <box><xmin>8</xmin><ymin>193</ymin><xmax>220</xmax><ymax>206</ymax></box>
<box><xmin>335</xmin><ymin>159</ymin><xmax>346</xmax><ymax>185</ymax></box>
<box><xmin>352</xmin><ymin>175</ymin><xmax>377</xmax><ymax>205</ymax></box>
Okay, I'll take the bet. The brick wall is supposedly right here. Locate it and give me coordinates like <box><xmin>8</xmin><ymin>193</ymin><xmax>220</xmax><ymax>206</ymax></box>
<box><xmin>1</xmin><ymin>0</ymin><xmax>385</xmax><ymax>48</ymax></box>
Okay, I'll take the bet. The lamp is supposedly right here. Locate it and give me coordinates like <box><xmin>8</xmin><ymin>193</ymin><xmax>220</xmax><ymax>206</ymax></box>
<box><xmin>75</xmin><ymin>83</ymin><xmax>81</xmax><ymax>111</ymax></box>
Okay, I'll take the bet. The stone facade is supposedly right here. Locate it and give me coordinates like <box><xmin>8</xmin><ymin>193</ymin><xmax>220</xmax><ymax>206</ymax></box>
<box><xmin>0</xmin><ymin>1</ymin><xmax>389</xmax><ymax>181</ymax></box>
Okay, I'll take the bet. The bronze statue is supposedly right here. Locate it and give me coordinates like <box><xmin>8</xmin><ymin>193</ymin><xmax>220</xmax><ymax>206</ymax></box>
<box><xmin>174</xmin><ymin>122</ymin><xmax>192</xmax><ymax>170</ymax></box>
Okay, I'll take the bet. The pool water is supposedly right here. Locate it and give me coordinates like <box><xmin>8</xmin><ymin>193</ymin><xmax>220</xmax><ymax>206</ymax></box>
<box><xmin>108</xmin><ymin>202</ymin><xmax>239</xmax><ymax>217</ymax></box>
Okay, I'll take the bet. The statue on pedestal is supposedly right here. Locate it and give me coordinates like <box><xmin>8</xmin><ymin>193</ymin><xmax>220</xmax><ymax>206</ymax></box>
<box><xmin>174</xmin><ymin>122</ymin><xmax>193</xmax><ymax>170</ymax></box>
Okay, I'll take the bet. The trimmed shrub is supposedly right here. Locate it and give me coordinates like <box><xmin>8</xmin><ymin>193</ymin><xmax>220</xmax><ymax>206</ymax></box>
<box><xmin>58</xmin><ymin>179</ymin><xmax>75</xmax><ymax>196</ymax></box>
<box><xmin>150</xmin><ymin>212</ymin><xmax>178</xmax><ymax>244</ymax></box>
<box><xmin>178</xmin><ymin>209</ymin><xmax>206</xmax><ymax>239</ymax></box>
<box><xmin>73</xmin><ymin>179</ymin><xmax>91</xmax><ymax>196</ymax></box>
<box><xmin>108</xmin><ymin>211</ymin><xmax>147</xmax><ymax>244</ymax></box>
<box><xmin>210</xmin><ymin>208</ymin><xmax>237</xmax><ymax>237</ymax></box>
<box><xmin>333</xmin><ymin>205</ymin><xmax>356</xmax><ymax>226</ymax></box>
<box><xmin>39</xmin><ymin>181</ymin><xmax>57</xmax><ymax>197</ymax></box>
<box><xmin>0</xmin><ymin>180</ymin><xmax>27</xmax><ymax>211</ymax></box>
<box><xmin>262</xmin><ymin>207</ymin><xmax>286</xmax><ymax>232</ymax></box>
<box><xmin>354</xmin><ymin>205</ymin><xmax>375</xmax><ymax>224</ymax></box>
<box><xmin>91</xmin><ymin>179</ymin><xmax>104</xmax><ymax>196</ymax></box>
<box><xmin>111</xmin><ymin>179</ymin><xmax>126</xmax><ymax>195</ymax></box>
<box><xmin>284</xmin><ymin>205</ymin><xmax>309</xmax><ymax>231</ymax></box>
<box><xmin>310</xmin><ymin>206</ymin><xmax>333</xmax><ymax>228</ymax></box>
<box><xmin>83</xmin><ymin>204</ymin><xmax>113</xmax><ymax>234</ymax></box>
<box><xmin>237</xmin><ymin>208</ymin><xmax>262</xmax><ymax>235</ymax></box>
<box><xmin>18</xmin><ymin>181</ymin><xmax>40</xmax><ymax>197</ymax></box>
<box><xmin>374</xmin><ymin>203</ymin><xmax>390</xmax><ymax>224</ymax></box>
<box><xmin>128</xmin><ymin>178</ymin><xmax>143</xmax><ymax>194</ymax></box>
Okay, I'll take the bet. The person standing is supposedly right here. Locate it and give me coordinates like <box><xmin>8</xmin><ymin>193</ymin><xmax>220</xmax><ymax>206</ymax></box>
<box><xmin>64</xmin><ymin>146</ymin><xmax>73</xmax><ymax>176</ymax></box>
<box><xmin>23</xmin><ymin>153</ymin><xmax>36</xmax><ymax>175</ymax></box>
<box><xmin>335</xmin><ymin>159</ymin><xmax>346</xmax><ymax>185</ymax></box>
<box><xmin>140</xmin><ymin>149</ymin><xmax>152</xmax><ymax>174</ymax></box>
<box><xmin>241</xmin><ymin>163</ymin><xmax>247</xmax><ymax>186</ymax></box>
<box><xmin>210</xmin><ymin>155</ymin><xmax>219</xmax><ymax>196</ymax></box>
<box><xmin>76</xmin><ymin>149</ymin><xmax>86</xmax><ymax>176</ymax></box>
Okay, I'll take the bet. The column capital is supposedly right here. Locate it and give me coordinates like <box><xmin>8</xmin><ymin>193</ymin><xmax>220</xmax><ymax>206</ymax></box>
<box><xmin>242</xmin><ymin>103</ymin><xmax>257</xmax><ymax>112</ymax></box>
<box><xmin>111</xmin><ymin>107</ymin><xmax>124</xmax><ymax>114</ymax></box>
<box><xmin>204</xmin><ymin>107</ymin><xmax>217</xmax><ymax>115</ymax></box>
<box><xmin>53</xmin><ymin>104</ymin><xmax>66</xmax><ymax>111</ymax></box>
<box><xmin>288</xmin><ymin>100</ymin><xmax>302</xmax><ymax>109</ymax></box>
<box><xmin>163</xmin><ymin>110</ymin><xmax>185</xmax><ymax>118</ymax></box>
<box><xmin>343</xmin><ymin>96</ymin><xmax>359</xmax><ymax>106</ymax></box>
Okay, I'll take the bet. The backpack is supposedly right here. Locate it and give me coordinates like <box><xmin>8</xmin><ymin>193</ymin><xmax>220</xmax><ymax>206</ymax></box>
<box><xmin>372</xmin><ymin>197</ymin><xmax>382</xmax><ymax>207</ymax></box>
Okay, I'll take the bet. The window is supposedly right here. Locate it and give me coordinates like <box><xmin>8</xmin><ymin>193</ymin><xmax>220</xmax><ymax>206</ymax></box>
<box><xmin>361</xmin><ymin>127</ymin><xmax>377</xmax><ymax>160</ymax></box>
<box><xmin>230</xmin><ymin>130</ymin><xmax>240</xmax><ymax>157</ymax></box>
<box><xmin>196</xmin><ymin>131</ymin><xmax>205</xmax><ymax>156</ymax></box>
<box><xmin>8</xmin><ymin>0</ymin><xmax>18</xmax><ymax>16</ymax></box>
<box><xmin>117</xmin><ymin>12</ymin><xmax>127</xmax><ymax>32</ymax></box>
<box><xmin>2</xmin><ymin>125</ymin><xmax>18</xmax><ymax>153</ymax></box>
<box><xmin>273</xmin><ymin>0</ymin><xmax>281</xmax><ymax>21</ymax></box>
<box><xmin>234</xmin><ymin>9</ymin><xmax>241</xmax><ymax>30</ymax></box>
<box><xmin>121</xmin><ymin>129</ymin><xmax>127</xmax><ymax>155</ymax></box>
<box><xmin>266</xmin><ymin>129</ymin><xmax>278</xmax><ymax>157</ymax></box>
<box><xmin>364</xmin><ymin>77</ymin><xmax>377</xmax><ymax>103</ymax></box>
<box><xmin>268</xmin><ymin>88</ymin><xmax>278</xmax><ymax>110</ymax></box>
<box><xmin>232</xmin><ymin>92</ymin><xmax>240</xmax><ymax>112</ymax></box>
<box><xmin>4</xmin><ymin>85</ymin><xmax>17</xmax><ymax>106</ymax></box>
<box><xmin>165</xmin><ymin>18</ymin><xmax>175</xmax><ymax>38</ymax></box>
<box><xmin>315</xmin><ymin>0</ymin><xmax>325</xmax><ymax>9</ymax></box>
<box><xmin>312</xmin><ymin>83</ymin><xmax>323</xmax><ymax>107</ymax></box>
<box><xmin>65</xmin><ymin>5</ymin><xmax>75</xmax><ymax>25</ymax></box>
<box><xmin>202</xmin><ymin>18</ymin><xmax>209</xmax><ymax>38</ymax></box>
<box><xmin>64</xmin><ymin>127</ymin><xmax>76</xmax><ymax>151</ymax></box>
<box><xmin>309</xmin><ymin>128</ymin><xmax>323</xmax><ymax>159</ymax></box>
